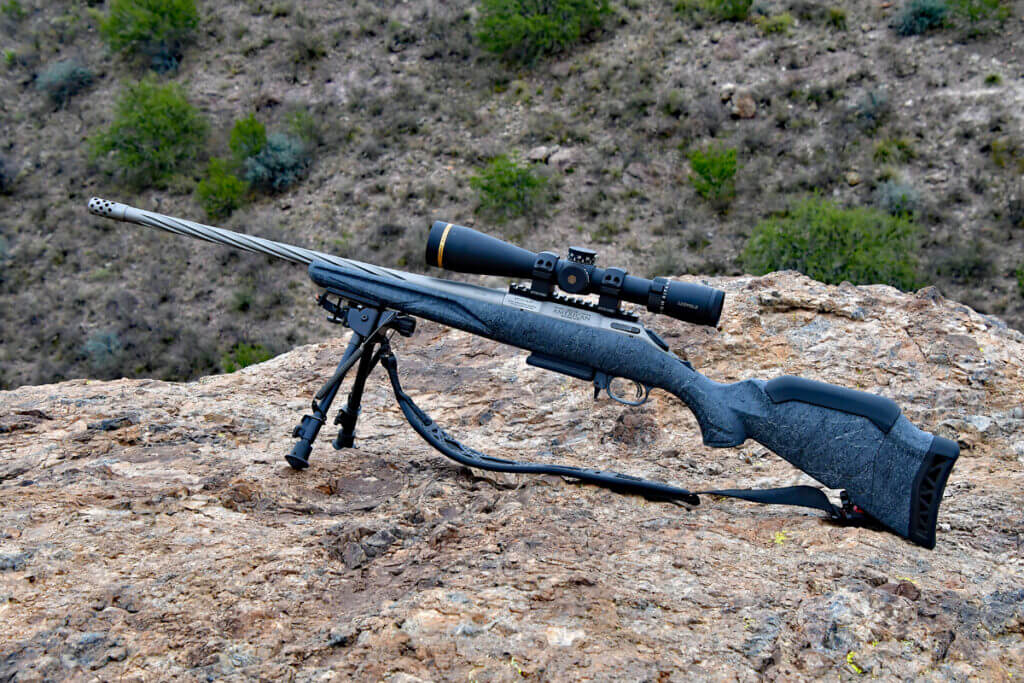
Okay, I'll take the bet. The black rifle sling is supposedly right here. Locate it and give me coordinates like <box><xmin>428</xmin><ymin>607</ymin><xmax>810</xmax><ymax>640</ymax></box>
<box><xmin>377</xmin><ymin>344</ymin><xmax>872</xmax><ymax>527</ymax></box>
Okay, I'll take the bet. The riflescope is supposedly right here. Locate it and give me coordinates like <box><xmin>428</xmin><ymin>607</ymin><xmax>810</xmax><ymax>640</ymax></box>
<box><xmin>425</xmin><ymin>222</ymin><xmax>724</xmax><ymax>327</ymax></box>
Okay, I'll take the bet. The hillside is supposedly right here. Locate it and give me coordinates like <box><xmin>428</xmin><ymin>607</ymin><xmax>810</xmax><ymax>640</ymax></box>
<box><xmin>1</xmin><ymin>272</ymin><xmax>1022</xmax><ymax>679</ymax></box>
<box><xmin>1</xmin><ymin>0</ymin><xmax>1023</xmax><ymax>389</ymax></box>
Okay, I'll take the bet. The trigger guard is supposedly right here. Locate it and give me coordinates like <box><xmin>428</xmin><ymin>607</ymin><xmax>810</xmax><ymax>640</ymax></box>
<box><xmin>608</xmin><ymin>379</ymin><xmax>651</xmax><ymax>407</ymax></box>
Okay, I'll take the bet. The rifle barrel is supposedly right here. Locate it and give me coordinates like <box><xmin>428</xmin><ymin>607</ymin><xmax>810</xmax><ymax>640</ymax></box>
<box><xmin>87</xmin><ymin>197</ymin><xmax>399</xmax><ymax>279</ymax></box>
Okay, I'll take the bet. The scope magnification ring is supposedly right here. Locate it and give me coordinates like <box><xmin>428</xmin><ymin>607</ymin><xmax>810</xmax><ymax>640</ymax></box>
<box><xmin>648</xmin><ymin>277</ymin><xmax>669</xmax><ymax>313</ymax></box>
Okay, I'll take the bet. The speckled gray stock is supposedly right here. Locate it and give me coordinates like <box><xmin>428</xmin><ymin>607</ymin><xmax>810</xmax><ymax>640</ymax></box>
<box><xmin>309</xmin><ymin>261</ymin><xmax>953</xmax><ymax>546</ymax></box>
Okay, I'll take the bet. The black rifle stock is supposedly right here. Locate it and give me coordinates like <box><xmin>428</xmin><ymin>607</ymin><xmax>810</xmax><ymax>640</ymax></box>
<box><xmin>88</xmin><ymin>198</ymin><xmax>959</xmax><ymax>549</ymax></box>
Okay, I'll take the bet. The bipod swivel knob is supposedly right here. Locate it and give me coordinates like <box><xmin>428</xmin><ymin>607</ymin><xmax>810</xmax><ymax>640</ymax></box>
<box><xmin>393</xmin><ymin>315</ymin><xmax>416</xmax><ymax>337</ymax></box>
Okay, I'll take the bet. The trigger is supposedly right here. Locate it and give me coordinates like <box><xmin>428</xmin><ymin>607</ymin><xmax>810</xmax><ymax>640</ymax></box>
<box><xmin>593</xmin><ymin>372</ymin><xmax>610</xmax><ymax>400</ymax></box>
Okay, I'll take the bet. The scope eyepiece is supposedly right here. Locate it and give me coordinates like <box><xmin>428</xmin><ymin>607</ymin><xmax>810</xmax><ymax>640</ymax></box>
<box><xmin>426</xmin><ymin>221</ymin><xmax>724</xmax><ymax>328</ymax></box>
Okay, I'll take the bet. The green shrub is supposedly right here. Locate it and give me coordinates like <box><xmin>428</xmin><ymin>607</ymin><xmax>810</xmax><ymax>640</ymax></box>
<box><xmin>990</xmin><ymin>137</ymin><xmax>1024</xmax><ymax>172</ymax></box>
<box><xmin>896</xmin><ymin>0</ymin><xmax>948</xmax><ymax>35</ymax></box>
<box><xmin>874</xmin><ymin>180</ymin><xmax>920</xmax><ymax>216</ymax></box>
<box><xmin>1016</xmin><ymin>264</ymin><xmax>1024</xmax><ymax>296</ymax></box>
<box><xmin>873</xmin><ymin>138</ymin><xmax>915</xmax><ymax>163</ymax></box>
<box><xmin>289</xmin><ymin>32</ymin><xmax>326</xmax><ymax>65</ymax></box>
<box><xmin>243</xmin><ymin>132</ymin><xmax>308</xmax><ymax>192</ymax></box>
<box><xmin>1</xmin><ymin>0</ymin><xmax>25</xmax><ymax>21</ymax></box>
<box><xmin>2</xmin><ymin>0</ymin><xmax>25</xmax><ymax>21</ymax></box>
<box><xmin>35</xmin><ymin>59</ymin><xmax>95</xmax><ymax>107</ymax></box>
<box><xmin>828</xmin><ymin>7</ymin><xmax>847</xmax><ymax>29</ymax></box>
<box><xmin>755</xmin><ymin>12</ymin><xmax>793</xmax><ymax>34</ymax></box>
<box><xmin>706</xmin><ymin>0</ymin><xmax>752</xmax><ymax>20</ymax></box>
<box><xmin>687</xmin><ymin>144</ymin><xmax>738</xmax><ymax>204</ymax></box>
<box><xmin>287</xmin><ymin>108</ymin><xmax>323</xmax><ymax>147</ymax></box>
<box><xmin>949</xmin><ymin>0</ymin><xmax>1009</xmax><ymax>25</ymax></box>
<box><xmin>476</xmin><ymin>0</ymin><xmax>610</xmax><ymax>65</ymax></box>
<box><xmin>196</xmin><ymin>158</ymin><xmax>248</xmax><ymax>220</ymax></box>
<box><xmin>675</xmin><ymin>0</ymin><xmax>751</xmax><ymax>21</ymax></box>
<box><xmin>89</xmin><ymin>78</ymin><xmax>208</xmax><ymax>188</ymax></box>
<box><xmin>591</xmin><ymin>221</ymin><xmax>624</xmax><ymax>243</ymax></box>
<box><xmin>231</xmin><ymin>287</ymin><xmax>254</xmax><ymax>313</ymax></box>
<box><xmin>936</xmin><ymin>239</ymin><xmax>991</xmax><ymax>283</ymax></box>
<box><xmin>221</xmin><ymin>343</ymin><xmax>273</xmax><ymax>373</ymax></box>
<box><xmin>740</xmin><ymin>197</ymin><xmax>921</xmax><ymax>290</ymax></box>
<box><xmin>229</xmin><ymin>114</ymin><xmax>267</xmax><ymax>162</ymax></box>
<box><xmin>99</xmin><ymin>0</ymin><xmax>199</xmax><ymax>71</ymax></box>
<box><xmin>661</xmin><ymin>88</ymin><xmax>688</xmax><ymax>118</ymax></box>
<box><xmin>1009</xmin><ymin>189</ymin><xmax>1024</xmax><ymax>228</ymax></box>
<box><xmin>0</xmin><ymin>156</ymin><xmax>11</xmax><ymax>194</ymax></box>
<box><xmin>470</xmin><ymin>154</ymin><xmax>550</xmax><ymax>221</ymax></box>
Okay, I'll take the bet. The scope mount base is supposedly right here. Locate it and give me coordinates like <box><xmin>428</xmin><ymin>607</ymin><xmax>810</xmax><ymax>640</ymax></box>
<box><xmin>508</xmin><ymin>283</ymin><xmax>639</xmax><ymax>323</ymax></box>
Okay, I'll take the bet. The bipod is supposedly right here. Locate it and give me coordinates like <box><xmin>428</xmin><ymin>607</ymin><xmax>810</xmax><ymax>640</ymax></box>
<box><xmin>285</xmin><ymin>298</ymin><xmax>414</xmax><ymax>469</ymax></box>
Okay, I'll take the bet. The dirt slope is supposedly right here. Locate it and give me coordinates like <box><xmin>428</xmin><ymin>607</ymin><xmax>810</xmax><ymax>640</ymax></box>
<box><xmin>1</xmin><ymin>0</ymin><xmax>1023</xmax><ymax>389</ymax></box>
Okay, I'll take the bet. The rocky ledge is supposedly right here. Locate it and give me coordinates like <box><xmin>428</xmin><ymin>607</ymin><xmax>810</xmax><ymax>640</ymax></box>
<box><xmin>1</xmin><ymin>272</ymin><xmax>1022</xmax><ymax>681</ymax></box>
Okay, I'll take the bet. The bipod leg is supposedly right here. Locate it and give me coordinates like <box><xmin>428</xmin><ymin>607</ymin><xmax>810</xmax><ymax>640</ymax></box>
<box><xmin>286</xmin><ymin>332</ymin><xmax>366</xmax><ymax>470</ymax></box>
<box><xmin>331</xmin><ymin>336</ymin><xmax>382</xmax><ymax>449</ymax></box>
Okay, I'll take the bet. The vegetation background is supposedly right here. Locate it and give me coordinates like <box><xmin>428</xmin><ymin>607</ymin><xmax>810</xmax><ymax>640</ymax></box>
<box><xmin>0</xmin><ymin>0</ymin><xmax>1022</xmax><ymax>388</ymax></box>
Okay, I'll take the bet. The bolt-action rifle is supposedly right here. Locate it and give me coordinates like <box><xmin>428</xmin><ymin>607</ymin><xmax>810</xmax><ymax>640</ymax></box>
<box><xmin>88</xmin><ymin>198</ymin><xmax>959</xmax><ymax>549</ymax></box>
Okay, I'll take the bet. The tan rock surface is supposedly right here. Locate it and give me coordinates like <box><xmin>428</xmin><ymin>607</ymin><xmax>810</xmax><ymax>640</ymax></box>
<box><xmin>1</xmin><ymin>272</ymin><xmax>1022</xmax><ymax>681</ymax></box>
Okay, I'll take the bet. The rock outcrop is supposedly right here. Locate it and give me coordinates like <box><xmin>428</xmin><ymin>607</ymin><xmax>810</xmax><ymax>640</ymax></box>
<box><xmin>2</xmin><ymin>273</ymin><xmax>1022</xmax><ymax>680</ymax></box>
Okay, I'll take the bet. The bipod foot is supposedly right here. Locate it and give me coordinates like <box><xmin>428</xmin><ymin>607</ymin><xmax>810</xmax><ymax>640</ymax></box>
<box><xmin>286</xmin><ymin>437</ymin><xmax>314</xmax><ymax>469</ymax></box>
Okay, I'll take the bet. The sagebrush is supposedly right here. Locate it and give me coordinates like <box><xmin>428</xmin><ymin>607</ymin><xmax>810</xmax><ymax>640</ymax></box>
<box><xmin>82</xmin><ymin>331</ymin><xmax>123</xmax><ymax>375</ymax></box>
<box><xmin>875</xmin><ymin>180</ymin><xmax>920</xmax><ymax>217</ymax></box>
<box><xmin>243</xmin><ymin>132</ymin><xmax>308</xmax><ymax>192</ymax></box>
<box><xmin>896</xmin><ymin>0</ymin><xmax>948</xmax><ymax>35</ymax></box>
<box><xmin>35</xmin><ymin>59</ymin><xmax>94</xmax><ymax>107</ymax></box>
